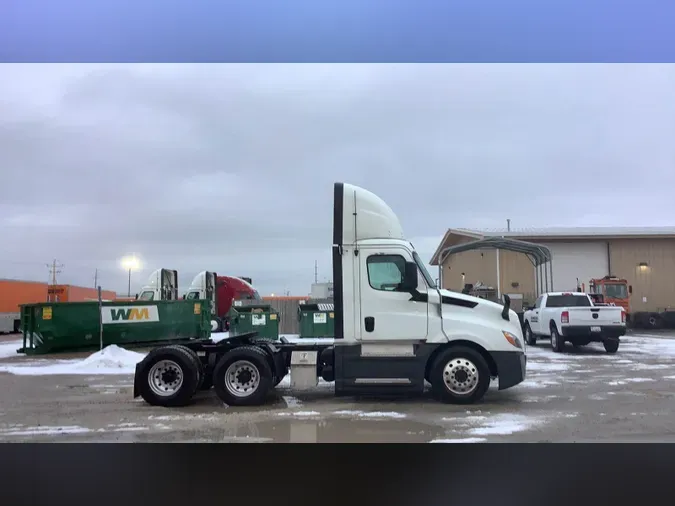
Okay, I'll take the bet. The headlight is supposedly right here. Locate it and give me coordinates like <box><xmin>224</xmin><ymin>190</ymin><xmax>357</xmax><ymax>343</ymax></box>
<box><xmin>502</xmin><ymin>330</ymin><xmax>523</xmax><ymax>350</ymax></box>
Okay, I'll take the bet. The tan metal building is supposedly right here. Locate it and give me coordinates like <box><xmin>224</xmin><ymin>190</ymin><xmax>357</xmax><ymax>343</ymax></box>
<box><xmin>429</xmin><ymin>227</ymin><xmax>675</xmax><ymax>313</ymax></box>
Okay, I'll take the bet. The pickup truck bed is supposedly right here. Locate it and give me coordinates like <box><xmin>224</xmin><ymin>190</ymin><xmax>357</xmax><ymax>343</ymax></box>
<box><xmin>523</xmin><ymin>292</ymin><xmax>626</xmax><ymax>353</ymax></box>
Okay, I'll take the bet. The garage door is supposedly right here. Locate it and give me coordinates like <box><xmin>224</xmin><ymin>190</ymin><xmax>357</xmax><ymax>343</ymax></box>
<box><xmin>539</xmin><ymin>242</ymin><xmax>609</xmax><ymax>292</ymax></box>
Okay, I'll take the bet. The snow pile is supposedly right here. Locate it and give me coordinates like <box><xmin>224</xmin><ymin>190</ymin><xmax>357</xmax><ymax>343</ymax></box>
<box><xmin>0</xmin><ymin>345</ymin><xmax>146</xmax><ymax>376</ymax></box>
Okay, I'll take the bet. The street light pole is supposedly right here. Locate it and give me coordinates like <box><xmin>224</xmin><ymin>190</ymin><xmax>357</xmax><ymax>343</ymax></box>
<box><xmin>128</xmin><ymin>268</ymin><xmax>132</xmax><ymax>297</ymax></box>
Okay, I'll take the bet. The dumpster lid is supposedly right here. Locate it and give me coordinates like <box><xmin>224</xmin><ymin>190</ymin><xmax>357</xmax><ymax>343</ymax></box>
<box><xmin>300</xmin><ymin>302</ymin><xmax>334</xmax><ymax>312</ymax></box>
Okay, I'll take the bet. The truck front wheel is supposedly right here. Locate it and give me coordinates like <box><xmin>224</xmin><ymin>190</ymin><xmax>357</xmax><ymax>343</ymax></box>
<box><xmin>429</xmin><ymin>347</ymin><xmax>491</xmax><ymax>405</ymax></box>
<box><xmin>213</xmin><ymin>346</ymin><xmax>273</xmax><ymax>406</ymax></box>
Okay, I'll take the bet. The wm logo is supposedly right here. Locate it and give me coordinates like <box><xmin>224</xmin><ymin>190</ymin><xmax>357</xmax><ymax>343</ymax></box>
<box><xmin>110</xmin><ymin>308</ymin><xmax>150</xmax><ymax>321</ymax></box>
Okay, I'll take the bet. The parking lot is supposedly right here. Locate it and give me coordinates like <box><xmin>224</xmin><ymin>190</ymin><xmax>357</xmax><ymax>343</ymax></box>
<box><xmin>1</xmin><ymin>331</ymin><xmax>675</xmax><ymax>443</ymax></box>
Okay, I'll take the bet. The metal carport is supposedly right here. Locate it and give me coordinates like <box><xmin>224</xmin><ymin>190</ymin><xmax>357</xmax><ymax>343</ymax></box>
<box><xmin>436</xmin><ymin>236</ymin><xmax>554</xmax><ymax>299</ymax></box>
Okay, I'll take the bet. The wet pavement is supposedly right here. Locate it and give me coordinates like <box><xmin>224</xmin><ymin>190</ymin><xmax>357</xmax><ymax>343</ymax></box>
<box><xmin>1</xmin><ymin>331</ymin><xmax>675</xmax><ymax>442</ymax></box>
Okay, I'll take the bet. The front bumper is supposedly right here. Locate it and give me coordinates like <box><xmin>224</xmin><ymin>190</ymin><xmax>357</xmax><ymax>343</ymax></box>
<box><xmin>490</xmin><ymin>350</ymin><xmax>526</xmax><ymax>390</ymax></box>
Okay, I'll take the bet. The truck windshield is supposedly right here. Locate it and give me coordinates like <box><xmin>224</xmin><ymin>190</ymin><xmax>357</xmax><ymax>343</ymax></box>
<box><xmin>138</xmin><ymin>291</ymin><xmax>154</xmax><ymax>301</ymax></box>
<box><xmin>412</xmin><ymin>250</ymin><xmax>436</xmax><ymax>289</ymax></box>
<box><xmin>545</xmin><ymin>295</ymin><xmax>592</xmax><ymax>307</ymax></box>
<box><xmin>604</xmin><ymin>284</ymin><xmax>628</xmax><ymax>298</ymax></box>
<box><xmin>185</xmin><ymin>291</ymin><xmax>200</xmax><ymax>300</ymax></box>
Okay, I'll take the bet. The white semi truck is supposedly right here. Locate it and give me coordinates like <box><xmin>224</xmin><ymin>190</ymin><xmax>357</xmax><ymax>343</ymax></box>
<box><xmin>133</xmin><ymin>182</ymin><xmax>527</xmax><ymax>407</ymax></box>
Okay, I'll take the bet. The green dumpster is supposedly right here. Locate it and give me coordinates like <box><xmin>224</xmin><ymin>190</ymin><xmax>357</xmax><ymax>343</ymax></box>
<box><xmin>19</xmin><ymin>299</ymin><xmax>212</xmax><ymax>355</ymax></box>
<box><xmin>298</xmin><ymin>302</ymin><xmax>334</xmax><ymax>338</ymax></box>
<box><xmin>228</xmin><ymin>303</ymin><xmax>279</xmax><ymax>340</ymax></box>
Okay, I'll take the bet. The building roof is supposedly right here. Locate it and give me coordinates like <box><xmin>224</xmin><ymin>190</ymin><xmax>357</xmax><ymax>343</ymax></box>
<box><xmin>430</xmin><ymin>226</ymin><xmax>675</xmax><ymax>265</ymax></box>
<box><xmin>453</xmin><ymin>226</ymin><xmax>675</xmax><ymax>238</ymax></box>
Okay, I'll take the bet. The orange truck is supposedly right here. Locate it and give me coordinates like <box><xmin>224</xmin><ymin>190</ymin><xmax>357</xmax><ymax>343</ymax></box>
<box><xmin>0</xmin><ymin>280</ymin><xmax>117</xmax><ymax>334</ymax></box>
<box><xmin>589</xmin><ymin>276</ymin><xmax>674</xmax><ymax>329</ymax></box>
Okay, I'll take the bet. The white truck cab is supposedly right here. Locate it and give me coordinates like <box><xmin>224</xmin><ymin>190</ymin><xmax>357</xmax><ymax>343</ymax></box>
<box><xmin>134</xmin><ymin>182</ymin><xmax>527</xmax><ymax>407</ymax></box>
<box><xmin>137</xmin><ymin>269</ymin><xmax>179</xmax><ymax>301</ymax></box>
<box><xmin>330</xmin><ymin>182</ymin><xmax>526</xmax><ymax>402</ymax></box>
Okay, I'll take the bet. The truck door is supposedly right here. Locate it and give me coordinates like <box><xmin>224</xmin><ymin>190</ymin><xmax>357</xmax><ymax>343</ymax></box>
<box><xmin>358</xmin><ymin>248</ymin><xmax>429</xmax><ymax>341</ymax></box>
<box><xmin>530</xmin><ymin>295</ymin><xmax>544</xmax><ymax>334</ymax></box>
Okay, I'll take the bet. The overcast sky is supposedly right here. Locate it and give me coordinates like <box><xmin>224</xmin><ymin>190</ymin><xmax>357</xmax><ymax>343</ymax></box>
<box><xmin>1</xmin><ymin>64</ymin><xmax>674</xmax><ymax>296</ymax></box>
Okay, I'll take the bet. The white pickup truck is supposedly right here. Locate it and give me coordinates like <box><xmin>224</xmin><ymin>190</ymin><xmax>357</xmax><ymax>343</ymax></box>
<box><xmin>523</xmin><ymin>292</ymin><xmax>626</xmax><ymax>353</ymax></box>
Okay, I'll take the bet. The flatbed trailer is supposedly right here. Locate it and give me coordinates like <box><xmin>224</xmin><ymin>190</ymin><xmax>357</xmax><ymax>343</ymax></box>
<box><xmin>134</xmin><ymin>182</ymin><xmax>527</xmax><ymax>407</ymax></box>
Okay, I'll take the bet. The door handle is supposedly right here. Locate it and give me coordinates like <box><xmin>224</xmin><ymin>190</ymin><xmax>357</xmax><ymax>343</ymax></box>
<box><xmin>364</xmin><ymin>317</ymin><xmax>375</xmax><ymax>332</ymax></box>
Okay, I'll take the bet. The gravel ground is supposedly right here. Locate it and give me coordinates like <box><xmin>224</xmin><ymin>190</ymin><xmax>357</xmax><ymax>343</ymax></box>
<box><xmin>1</xmin><ymin>331</ymin><xmax>675</xmax><ymax>443</ymax></box>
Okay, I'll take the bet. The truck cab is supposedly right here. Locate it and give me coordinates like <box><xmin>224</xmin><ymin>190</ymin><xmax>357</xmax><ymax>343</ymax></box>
<box><xmin>329</xmin><ymin>182</ymin><xmax>526</xmax><ymax>402</ymax></box>
<box><xmin>589</xmin><ymin>277</ymin><xmax>631</xmax><ymax>313</ymax></box>
<box><xmin>137</xmin><ymin>269</ymin><xmax>178</xmax><ymax>301</ymax></box>
<box><xmin>184</xmin><ymin>272</ymin><xmax>262</xmax><ymax>331</ymax></box>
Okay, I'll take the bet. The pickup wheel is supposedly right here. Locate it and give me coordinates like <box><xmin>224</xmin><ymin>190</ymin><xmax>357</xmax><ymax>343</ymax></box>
<box><xmin>524</xmin><ymin>323</ymin><xmax>537</xmax><ymax>346</ymax></box>
<box><xmin>213</xmin><ymin>346</ymin><xmax>273</xmax><ymax>406</ymax></box>
<box><xmin>603</xmin><ymin>338</ymin><xmax>620</xmax><ymax>354</ymax></box>
<box><xmin>430</xmin><ymin>346</ymin><xmax>491</xmax><ymax>405</ymax></box>
<box><xmin>550</xmin><ymin>325</ymin><xmax>565</xmax><ymax>353</ymax></box>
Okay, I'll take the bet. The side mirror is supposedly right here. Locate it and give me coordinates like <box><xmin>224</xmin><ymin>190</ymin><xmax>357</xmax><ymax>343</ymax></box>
<box><xmin>400</xmin><ymin>262</ymin><xmax>419</xmax><ymax>292</ymax></box>
<box><xmin>134</xmin><ymin>293</ymin><xmax>139</xmax><ymax>300</ymax></box>
<box><xmin>629</xmin><ymin>285</ymin><xmax>633</xmax><ymax>294</ymax></box>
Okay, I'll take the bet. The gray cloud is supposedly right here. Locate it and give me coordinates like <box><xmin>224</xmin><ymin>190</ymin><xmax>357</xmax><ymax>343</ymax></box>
<box><xmin>1</xmin><ymin>64</ymin><xmax>674</xmax><ymax>295</ymax></box>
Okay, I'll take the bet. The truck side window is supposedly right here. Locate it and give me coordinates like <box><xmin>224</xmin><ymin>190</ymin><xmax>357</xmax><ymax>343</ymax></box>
<box><xmin>138</xmin><ymin>291</ymin><xmax>154</xmax><ymax>301</ymax></box>
<box><xmin>367</xmin><ymin>255</ymin><xmax>406</xmax><ymax>291</ymax></box>
<box><xmin>534</xmin><ymin>296</ymin><xmax>543</xmax><ymax>308</ymax></box>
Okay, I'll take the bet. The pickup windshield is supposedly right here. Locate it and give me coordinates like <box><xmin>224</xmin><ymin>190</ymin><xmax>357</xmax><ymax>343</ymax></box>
<box><xmin>545</xmin><ymin>295</ymin><xmax>592</xmax><ymax>307</ymax></box>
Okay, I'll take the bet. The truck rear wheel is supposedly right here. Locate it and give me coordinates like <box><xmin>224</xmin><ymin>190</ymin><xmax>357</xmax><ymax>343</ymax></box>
<box><xmin>603</xmin><ymin>339</ymin><xmax>620</xmax><ymax>354</ymax></box>
<box><xmin>213</xmin><ymin>346</ymin><xmax>273</xmax><ymax>406</ymax></box>
<box><xmin>136</xmin><ymin>346</ymin><xmax>201</xmax><ymax>407</ymax></box>
<box><xmin>524</xmin><ymin>323</ymin><xmax>536</xmax><ymax>346</ymax></box>
<box><xmin>550</xmin><ymin>325</ymin><xmax>565</xmax><ymax>353</ymax></box>
<box><xmin>429</xmin><ymin>346</ymin><xmax>491</xmax><ymax>405</ymax></box>
<box><xmin>167</xmin><ymin>344</ymin><xmax>210</xmax><ymax>391</ymax></box>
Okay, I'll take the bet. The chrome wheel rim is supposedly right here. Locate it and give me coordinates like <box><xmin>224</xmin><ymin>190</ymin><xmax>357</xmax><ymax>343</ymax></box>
<box><xmin>442</xmin><ymin>358</ymin><xmax>479</xmax><ymax>395</ymax></box>
<box><xmin>224</xmin><ymin>360</ymin><xmax>260</xmax><ymax>398</ymax></box>
<box><xmin>551</xmin><ymin>330</ymin><xmax>558</xmax><ymax>348</ymax></box>
<box><xmin>148</xmin><ymin>360</ymin><xmax>184</xmax><ymax>397</ymax></box>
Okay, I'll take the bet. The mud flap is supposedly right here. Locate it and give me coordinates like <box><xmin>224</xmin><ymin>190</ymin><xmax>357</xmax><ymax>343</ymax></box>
<box><xmin>133</xmin><ymin>362</ymin><xmax>142</xmax><ymax>398</ymax></box>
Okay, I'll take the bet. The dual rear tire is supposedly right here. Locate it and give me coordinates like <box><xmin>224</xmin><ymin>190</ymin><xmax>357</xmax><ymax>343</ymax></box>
<box><xmin>137</xmin><ymin>345</ymin><xmax>275</xmax><ymax>407</ymax></box>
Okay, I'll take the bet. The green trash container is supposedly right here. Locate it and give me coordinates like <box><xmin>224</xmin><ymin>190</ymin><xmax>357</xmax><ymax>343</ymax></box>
<box><xmin>19</xmin><ymin>299</ymin><xmax>212</xmax><ymax>355</ymax></box>
<box><xmin>227</xmin><ymin>303</ymin><xmax>280</xmax><ymax>340</ymax></box>
<box><xmin>298</xmin><ymin>302</ymin><xmax>334</xmax><ymax>338</ymax></box>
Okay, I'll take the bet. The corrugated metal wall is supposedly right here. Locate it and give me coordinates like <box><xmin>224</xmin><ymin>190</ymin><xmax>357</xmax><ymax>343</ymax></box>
<box><xmin>255</xmin><ymin>296</ymin><xmax>309</xmax><ymax>335</ymax></box>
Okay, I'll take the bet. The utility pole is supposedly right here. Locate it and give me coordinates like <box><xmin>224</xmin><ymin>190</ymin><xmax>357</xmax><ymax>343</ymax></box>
<box><xmin>314</xmin><ymin>260</ymin><xmax>318</xmax><ymax>284</ymax></box>
<box><xmin>47</xmin><ymin>259</ymin><xmax>63</xmax><ymax>286</ymax></box>
<box><xmin>94</xmin><ymin>269</ymin><xmax>99</xmax><ymax>289</ymax></box>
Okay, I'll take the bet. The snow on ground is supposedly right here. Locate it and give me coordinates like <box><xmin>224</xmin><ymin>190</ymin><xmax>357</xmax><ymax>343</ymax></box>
<box><xmin>466</xmin><ymin>414</ymin><xmax>542</xmax><ymax>436</ymax></box>
<box><xmin>0</xmin><ymin>345</ymin><xmax>146</xmax><ymax>376</ymax></box>
<box><xmin>0</xmin><ymin>425</ymin><xmax>91</xmax><ymax>436</ymax></box>
<box><xmin>0</xmin><ymin>340</ymin><xmax>24</xmax><ymax>360</ymax></box>
<box><xmin>430</xmin><ymin>437</ymin><xmax>487</xmax><ymax>443</ymax></box>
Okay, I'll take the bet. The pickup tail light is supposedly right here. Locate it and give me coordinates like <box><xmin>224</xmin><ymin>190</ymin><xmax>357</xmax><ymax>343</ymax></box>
<box><xmin>621</xmin><ymin>311</ymin><xmax>626</xmax><ymax>323</ymax></box>
<box><xmin>561</xmin><ymin>311</ymin><xmax>569</xmax><ymax>324</ymax></box>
